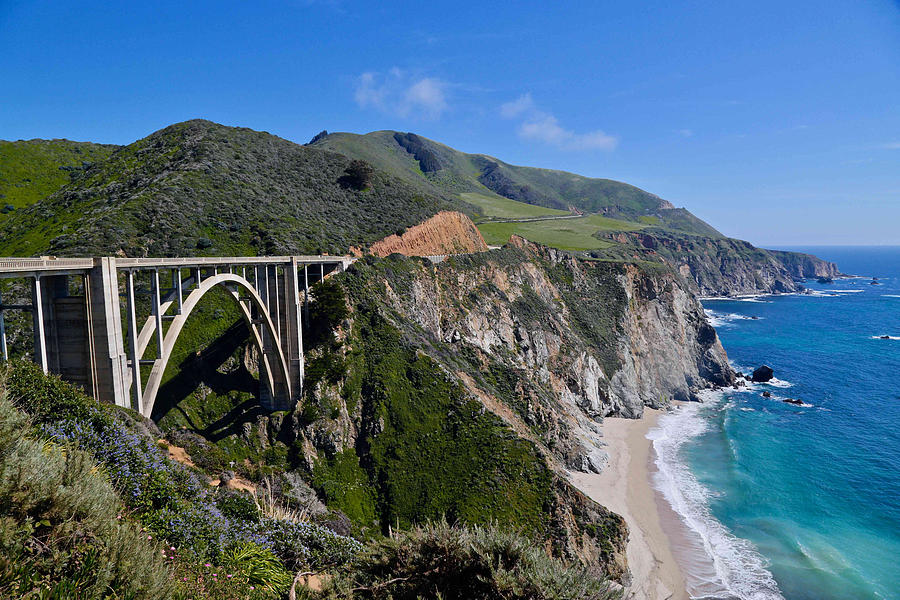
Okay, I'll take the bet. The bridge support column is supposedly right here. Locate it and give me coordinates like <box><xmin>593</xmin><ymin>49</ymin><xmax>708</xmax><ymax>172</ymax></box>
<box><xmin>31</xmin><ymin>276</ymin><xmax>48</xmax><ymax>372</ymax></box>
<box><xmin>86</xmin><ymin>258</ymin><xmax>129</xmax><ymax>407</ymax></box>
<box><xmin>281</xmin><ymin>259</ymin><xmax>304</xmax><ymax>405</ymax></box>
<box><xmin>124</xmin><ymin>270</ymin><xmax>143</xmax><ymax>413</ymax></box>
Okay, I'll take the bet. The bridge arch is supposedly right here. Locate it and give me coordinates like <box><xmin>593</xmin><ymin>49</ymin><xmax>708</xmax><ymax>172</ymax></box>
<box><xmin>140</xmin><ymin>272</ymin><xmax>291</xmax><ymax>418</ymax></box>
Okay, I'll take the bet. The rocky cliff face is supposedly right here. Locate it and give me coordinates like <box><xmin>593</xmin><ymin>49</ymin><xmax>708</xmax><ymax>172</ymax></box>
<box><xmin>287</xmin><ymin>238</ymin><xmax>733</xmax><ymax>582</ymax></box>
<box><xmin>768</xmin><ymin>249</ymin><xmax>841</xmax><ymax>280</ymax></box>
<box><xmin>600</xmin><ymin>230</ymin><xmax>840</xmax><ymax>296</ymax></box>
<box><xmin>368</xmin><ymin>210</ymin><xmax>488</xmax><ymax>257</ymax></box>
<box><xmin>354</xmin><ymin>237</ymin><xmax>732</xmax><ymax>469</ymax></box>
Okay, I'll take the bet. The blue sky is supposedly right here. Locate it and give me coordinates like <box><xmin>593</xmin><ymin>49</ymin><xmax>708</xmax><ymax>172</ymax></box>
<box><xmin>1</xmin><ymin>0</ymin><xmax>898</xmax><ymax>245</ymax></box>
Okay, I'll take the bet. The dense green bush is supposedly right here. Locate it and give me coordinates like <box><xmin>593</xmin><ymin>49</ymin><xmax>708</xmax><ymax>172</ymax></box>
<box><xmin>321</xmin><ymin>520</ymin><xmax>619</xmax><ymax>600</ymax></box>
<box><xmin>4</xmin><ymin>358</ymin><xmax>106</xmax><ymax>425</ymax></box>
<box><xmin>169</xmin><ymin>544</ymin><xmax>281</xmax><ymax>600</ymax></box>
<box><xmin>338</xmin><ymin>159</ymin><xmax>375</xmax><ymax>190</ymax></box>
<box><xmin>217</xmin><ymin>489</ymin><xmax>261</xmax><ymax>523</ymax></box>
<box><xmin>306</xmin><ymin>279</ymin><xmax>350</xmax><ymax>349</ymax></box>
<box><xmin>264</xmin><ymin>518</ymin><xmax>362</xmax><ymax>571</ymax></box>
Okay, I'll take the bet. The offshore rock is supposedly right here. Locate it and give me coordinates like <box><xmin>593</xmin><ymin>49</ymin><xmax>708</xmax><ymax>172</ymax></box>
<box><xmin>752</xmin><ymin>365</ymin><xmax>775</xmax><ymax>382</ymax></box>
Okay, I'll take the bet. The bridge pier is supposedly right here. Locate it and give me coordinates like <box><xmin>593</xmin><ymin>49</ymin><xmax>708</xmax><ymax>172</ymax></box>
<box><xmin>85</xmin><ymin>258</ymin><xmax>129</xmax><ymax>408</ymax></box>
<box><xmin>281</xmin><ymin>258</ymin><xmax>304</xmax><ymax>408</ymax></box>
<box><xmin>0</xmin><ymin>291</ymin><xmax>7</xmax><ymax>362</ymax></box>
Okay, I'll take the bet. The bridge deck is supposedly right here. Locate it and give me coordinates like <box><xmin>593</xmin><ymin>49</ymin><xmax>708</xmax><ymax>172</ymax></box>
<box><xmin>0</xmin><ymin>255</ymin><xmax>354</xmax><ymax>278</ymax></box>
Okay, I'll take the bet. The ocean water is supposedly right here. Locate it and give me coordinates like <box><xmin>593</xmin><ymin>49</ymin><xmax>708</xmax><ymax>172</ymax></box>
<box><xmin>650</xmin><ymin>246</ymin><xmax>900</xmax><ymax>600</ymax></box>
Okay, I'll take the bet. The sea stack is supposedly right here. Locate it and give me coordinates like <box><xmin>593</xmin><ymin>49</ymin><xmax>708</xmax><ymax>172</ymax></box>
<box><xmin>751</xmin><ymin>365</ymin><xmax>775</xmax><ymax>382</ymax></box>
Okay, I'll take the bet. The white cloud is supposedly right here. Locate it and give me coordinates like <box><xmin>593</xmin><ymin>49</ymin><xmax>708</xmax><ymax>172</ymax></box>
<box><xmin>500</xmin><ymin>93</ymin><xmax>618</xmax><ymax>151</ymax></box>
<box><xmin>404</xmin><ymin>78</ymin><xmax>447</xmax><ymax>119</ymax></box>
<box><xmin>678</xmin><ymin>128</ymin><xmax>694</xmax><ymax>138</ymax></box>
<box><xmin>354</xmin><ymin>69</ymin><xmax>448</xmax><ymax>119</ymax></box>
<box><xmin>500</xmin><ymin>93</ymin><xmax>536</xmax><ymax>119</ymax></box>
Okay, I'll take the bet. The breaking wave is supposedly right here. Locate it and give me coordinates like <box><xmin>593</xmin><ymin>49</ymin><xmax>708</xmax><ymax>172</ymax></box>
<box><xmin>648</xmin><ymin>395</ymin><xmax>785</xmax><ymax>600</ymax></box>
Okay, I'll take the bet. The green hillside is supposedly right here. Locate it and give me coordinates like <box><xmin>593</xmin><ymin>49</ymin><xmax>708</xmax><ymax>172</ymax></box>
<box><xmin>0</xmin><ymin>139</ymin><xmax>119</xmax><ymax>224</ymax></box>
<box><xmin>479</xmin><ymin>214</ymin><xmax>643</xmax><ymax>251</ymax></box>
<box><xmin>0</xmin><ymin>121</ymin><xmax>469</xmax><ymax>257</ymax></box>
<box><xmin>312</xmin><ymin>130</ymin><xmax>724</xmax><ymax>238</ymax></box>
<box><xmin>460</xmin><ymin>192</ymin><xmax>570</xmax><ymax>219</ymax></box>
<box><xmin>0</xmin><ymin>123</ymin><xmax>722</xmax><ymax>259</ymax></box>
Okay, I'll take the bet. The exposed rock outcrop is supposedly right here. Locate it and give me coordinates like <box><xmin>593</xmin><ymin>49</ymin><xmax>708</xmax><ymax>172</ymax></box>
<box><xmin>369</xmin><ymin>210</ymin><xmax>488</xmax><ymax>257</ymax></box>
<box><xmin>266</xmin><ymin>238</ymin><xmax>734</xmax><ymax>583</ymax></box>
<box><xmin>599</xmin><ymin>230</ymin><xmax>840</xmax><ymax>296</ymax></box>
<box><xmin>377</xmin><ymin>237</ymin><xmax>732</xmax><ymax>427</ymax></box>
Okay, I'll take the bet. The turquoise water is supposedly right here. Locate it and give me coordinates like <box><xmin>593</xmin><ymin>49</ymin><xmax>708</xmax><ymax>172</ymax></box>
<box><xmin>652</xmin><ymin>246</ymin><xmax>900</xmax><ymax>600</ymax></box>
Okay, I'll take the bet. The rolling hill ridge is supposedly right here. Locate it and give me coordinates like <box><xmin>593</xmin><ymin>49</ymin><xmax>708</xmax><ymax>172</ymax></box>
<box><xmin>0</xmin><ymin>119</ymin><xmax>838</xmax><ymax>296</ymax></box>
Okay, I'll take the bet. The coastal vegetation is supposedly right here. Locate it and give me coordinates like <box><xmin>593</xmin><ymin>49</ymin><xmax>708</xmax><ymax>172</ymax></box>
<box><xmin>319</xmin><ymin>520</ymin><xmax>618</xmax><ymax>599</ymax></box>
<box><xmin>0</xmin><ymin>361</ymin><xmax>617</xmax><ymax>598</ymax></box>
<box><xmin>477</xmin><ymin>213</ymin><xmax>641</xmax><ymax>251</ymax></box>
<box><xmin>461</xmin><ymin>191</ymin><xmax>570</xmax><ymax>220</ymax></box>
<box><xmin>0</xmin><ymin>121</ymin><xmax>469</xmax><ymax>257</ymax></box>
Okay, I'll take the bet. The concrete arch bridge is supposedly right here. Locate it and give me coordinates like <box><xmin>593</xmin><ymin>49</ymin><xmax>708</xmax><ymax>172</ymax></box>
<box><xmin>0</xmin><ymin>255</ymin><xmax>353</xmax><ymax>418</ymax></box>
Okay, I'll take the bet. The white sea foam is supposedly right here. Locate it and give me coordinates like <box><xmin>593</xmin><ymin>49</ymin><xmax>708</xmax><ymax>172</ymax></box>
<box><xmin>766</xmin><ymin>377</ymin><xmax>793</xmax><ymax>388</ymax></box>
<box><xmin>648</xmin><ymin>395</ymin><xmax>785</xmax><ymax>600</ymax></box>
<box><xmin>829</xmin><ymin>289</ymin><xmax>864</xmax><ymax>293</ymax></box>
<box><xmin>882</xmin><ymin>295</ymin><xmax>900</xmax><ymax>299</ymax></box>
<box><xmin>805</xmin><ymin>290</ymin><xmax>841</xmax><ymax>297</ymax></box>
<box><xmin>705</xmin><ymin>309</ymin><xmax>762</xmax><ymax>328</ymax></box>
<box><xmin>871</xmin><ymin>335</ymin><xmax>900</xmax><ymax>340</ymax></box>
<box><xmin>700</xmin><ymin>295</ymin><xmax>772</xmax><ymax>303</ymax></box>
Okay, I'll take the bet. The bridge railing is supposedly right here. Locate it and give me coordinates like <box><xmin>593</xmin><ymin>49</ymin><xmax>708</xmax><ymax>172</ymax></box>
<box><xmin>0</xmin><ymin>257</ymin><xmax>95</xmax><ymax>276</ymax></box>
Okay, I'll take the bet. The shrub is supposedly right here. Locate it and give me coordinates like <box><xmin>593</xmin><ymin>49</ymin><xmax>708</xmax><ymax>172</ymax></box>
<box><xmin>338</xmin><ymin>160</ymin><xmax>374</xmax><ymax>190</ymax></box>
<box><xmin>4</xmin><ymin>359</ymin><xmax>105</xmax><ymax>425</ymax></box>
<box><xmin>306</xmin><ymin>279</ymin><xmax>349</xmax><ymax>349</ymax></box>
<box><xmin>0</xmin><ymin>374</ymin><xmax>173</xmax><ymax>599</ymax></box>
<box><xmin>262</xmin><ymin>518</ymin><xmax>362</xmax><ymax>571</ymax></box>
<box><xmin>218</xmin><ymin>489</ymin><xmax>261</xmax><ymax>523</ymax></box>
<box><xmin>322</xmin><ymin>520</ymin><xmax>619</xmax><ymax>600</ymax></box>
<box><xmin>221</xmin><ymin>542</ymin><xmax>293</xmax><ymax>595</ymax></box>
<box><xmin>6</xmin><ymin>361</ymin><xmax>360</xmax><ymax>571</ymax></box>
<box><xmin>170</xmin><ymin>545</ymin><xmax>280</xmax><ymax>600</ymax></box>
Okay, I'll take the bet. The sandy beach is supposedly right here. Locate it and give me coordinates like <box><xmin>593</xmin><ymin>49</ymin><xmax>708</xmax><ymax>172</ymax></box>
<box><xmin>569</xmin><ymin>408</ymin><xmax>690</xmax><ymax>600</ymax></box>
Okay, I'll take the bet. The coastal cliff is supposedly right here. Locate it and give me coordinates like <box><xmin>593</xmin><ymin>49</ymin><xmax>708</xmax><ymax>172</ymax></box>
<box><xmin>283</xmin><ymin>238</ymin><xmax>734</xmax><ymax>581</ymax></box>
<box><xmin>600</xmin><ymin>229</ymin><xmax>840</xmax><ymax>296</ymax></box>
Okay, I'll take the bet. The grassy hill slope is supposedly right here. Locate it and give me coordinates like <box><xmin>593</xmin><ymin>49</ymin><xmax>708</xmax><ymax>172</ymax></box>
<box><xmin>0</xmin><ymin>121</ymin><xmax>469</xmax><ymax>257</ymax></box>
<box><xmin>312</xmin><ymin>130</ymin><xmax>723</xmax><ymax>238</ymax></box>
<box><xmin>0</xmin><ymin>138</ymin><xmax>119</xmax><ymax>224</ymax></box>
